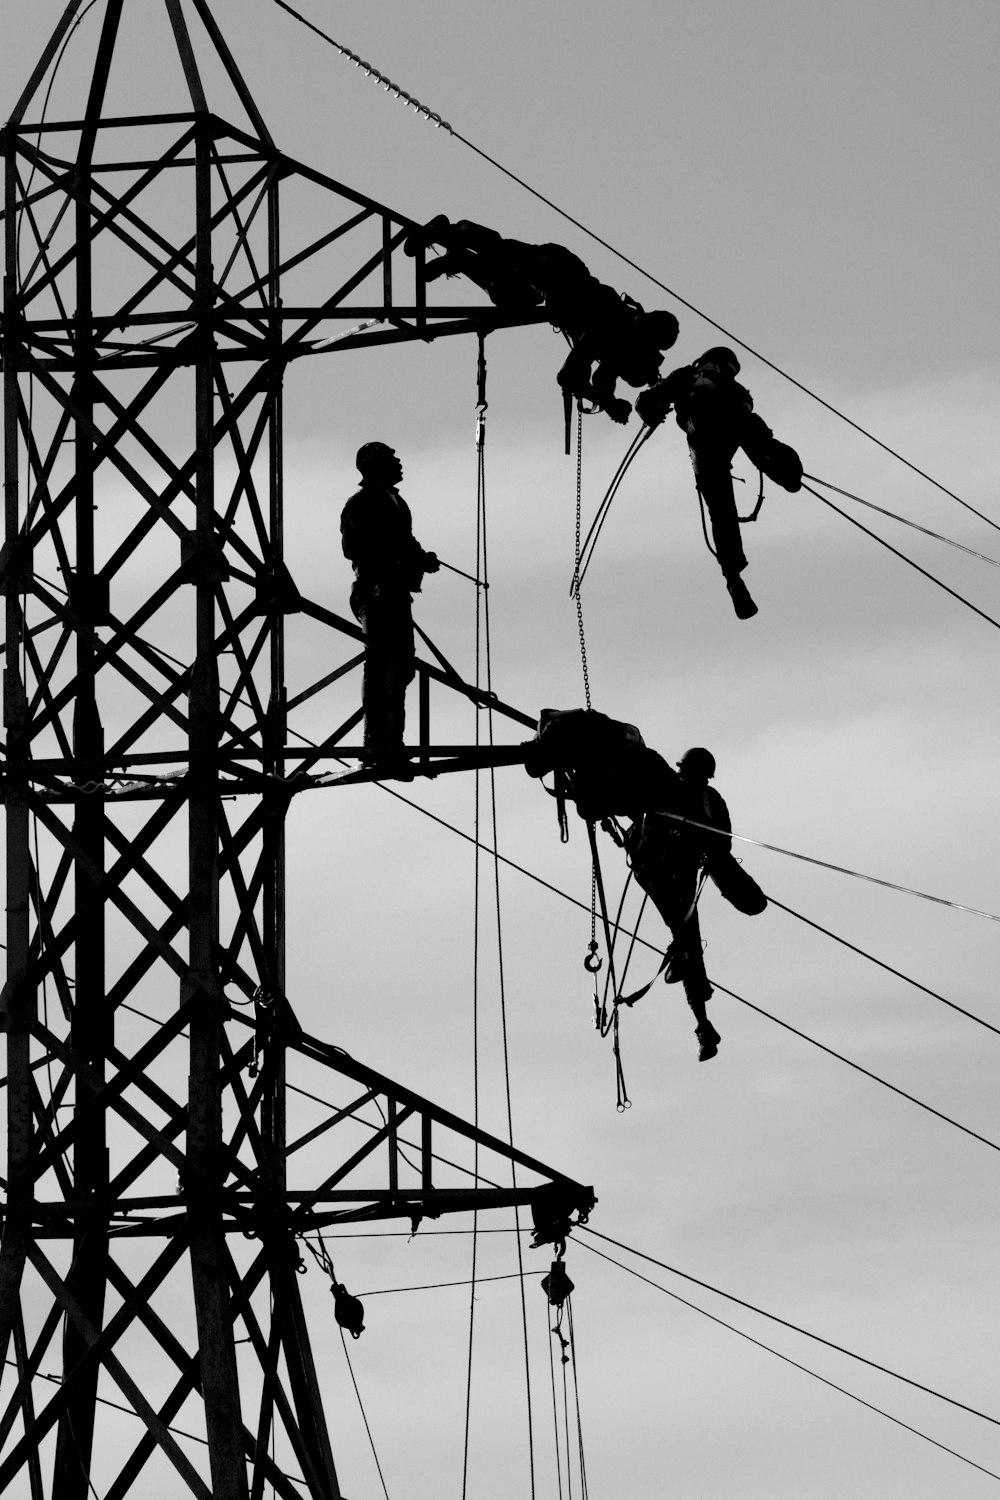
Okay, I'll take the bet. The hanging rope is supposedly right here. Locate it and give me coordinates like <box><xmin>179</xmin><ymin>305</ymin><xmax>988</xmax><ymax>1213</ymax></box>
<box><xmin>545</xmin><ymin>1296</ymin><xmax>567</xmax><ymax>1500</ymax></box>
<box><xmin>571</xmin><ymin>409</ymin><xmax>592</xmax><ymax>711</ymax></box>
<box><xmin>566</xmin><ymin>1299</ymin><xmax>590</xmax><ymax>1500</ymax></box>
<box><xmin>570</xmin><ymin>423</ymin><xmax>654</xmax><ymax>593</ymax></box>
<box><xmin>585</xmin><ymin>825</ymin><xmax>644</xmax><ymax>1110</ymax></box>
<box><xmin>463</xmin><ymin>341</ymin><xmax>486</xmax><ymax>1500</ymax></box>
<box><xmin>471</xmin><ymin>338</ymin><xmax>537</xmax><ymax>1499</ymax></box>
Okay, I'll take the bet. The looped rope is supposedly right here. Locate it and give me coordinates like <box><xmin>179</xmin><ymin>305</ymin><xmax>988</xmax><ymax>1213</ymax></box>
<box><xmin>570</xmin><ymin>423</ymin><xmax>654</xmax><ymax>593</ymax></box>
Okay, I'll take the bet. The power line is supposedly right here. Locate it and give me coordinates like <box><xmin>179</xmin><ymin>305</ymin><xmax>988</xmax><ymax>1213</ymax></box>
<box><xmin>355</xmin><ymin>1270</ymin><xmax>545</xmax><ymax>1297</ymax></box>
<box><xmin>769</xmin><ymin>895</ymin><xmax>1000</xmax><ymax>1039</ymax></box>
<box><xmin>712</xmin><ymin>979</ymin><xmax>1000</xmax><ymax>1155</ymax></box>
<box><xmin>802</xmin><ymin>482</ymin><xmax>1000</xmax><ymax>635</ymax></box>
<box><xmin>571</xmin><ymin>1238</ymin><xmax>1000</xmax><ymax>1485</ymax></box>
<box><xmin>356</xmin><ymin>781</ymin><xmax>1000</xmax><ymax>1156</ymax></box>
<box><xmin>579</xmin><ymin>1227</ymin><xmax>1000</xmax><ymax>1431</ymax></box>
<box><xmin>662</xmin><ymin>810</ymin><xmax>1000</xmax><ymax>924</ymax></box>
<box><xmin>267</xmin><ymin>0</ymin><xmax>999</xmax><ymax>538</ymax></box>
<box><xmin>805</xmin><ymin>474</ymin><xmax>1000</xmax><ymax>569</ymax></box>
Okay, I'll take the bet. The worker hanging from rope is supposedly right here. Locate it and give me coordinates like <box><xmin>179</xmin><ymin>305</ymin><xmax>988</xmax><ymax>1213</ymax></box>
<box><xmin>622</xmin><ymin>747</ymin><xmax>735</xmax><ymax>1061</ymax></box>
<box><xmin>635</xmin><ymin>347</ymin><xmax>804</xmax><ymax>620</ymax></box>
<box><xmin>525</xmin><ymin>711</ymin><xmax>767</xmax><ymax>1062</ymax></box>
<box><xmin>340</xmin><ymin>442</ymin><xmax>440</xmax><ymax>777</ymax></box>
<box><xmin>404</xmin><ymin>215</ymin><xmax>679</xmax><ymax>426</ymax></box>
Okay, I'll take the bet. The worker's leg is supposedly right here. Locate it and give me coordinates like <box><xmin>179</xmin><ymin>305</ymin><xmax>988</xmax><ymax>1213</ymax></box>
<box><xmin>647</xmin><ymin>881</ymin><xmax>721</xmax><ymax>1061</ymax></box>
<box><xmin>688</xmin><ymin>447</ymin><xmax>746</xmax><ymax>574</ymax></box>
<box><xmin>659</xmin><ymin>896</ymin><xmax>720</xmax><ymax>1063</ymax></box>
<box><xmin>356</xmin><ymin>589</ymin><xmax>414</xmax><ymax>754</ymax></box>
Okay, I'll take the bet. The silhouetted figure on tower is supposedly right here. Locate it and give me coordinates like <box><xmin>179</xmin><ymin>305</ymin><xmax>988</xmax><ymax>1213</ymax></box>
<box><xmin>405</xmin><ymin>215</ymin><xmax>678</xmax><ymax>424</ymax></box>
<box><xmin>340</xmin><ymin>443</ymin><xmax>439</xmax><ymax>774</ymax></box>
<box><xmin>635</xmin><ymin>347</ymin><xmax>803</xmax><ymax>620</ymax></box>
<box><xmin>624</xmin><ymin>745</ymin><xmax>766</xmax><ymax>1062</ymax></box>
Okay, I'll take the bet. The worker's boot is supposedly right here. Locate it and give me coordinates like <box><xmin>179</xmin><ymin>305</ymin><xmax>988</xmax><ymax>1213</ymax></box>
<box><xmin>695</xmin><ymin>1020</ymin><xmax>721</xmax><ymax>1062</ymax></box>
<box><xmin>402</xmin><ymin>213</ymin><xmax>452</xmax><ymax>257</ymax></box>
<box><xmin>724</xmin><ymin>572</ymin><xmax>758</xmax><ymax>620</ymax></box>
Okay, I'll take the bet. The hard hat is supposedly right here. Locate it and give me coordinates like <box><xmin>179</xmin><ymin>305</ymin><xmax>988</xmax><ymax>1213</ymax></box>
<box><xmin>696</xmin><ymin>346</ymin><xmax>740</xmax><ymax>376</ymax></box>
<box><xmin>678</xmin><ymin>746</ymin><xmax>716</xmax><ymax>779</ymax></box>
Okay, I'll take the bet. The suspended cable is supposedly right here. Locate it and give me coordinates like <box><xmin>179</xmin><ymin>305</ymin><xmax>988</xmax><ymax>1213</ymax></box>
<box><xmin>712</xmin><ymin>979</ymin><xmax>1000</xmax><ymax>1155</ymax></box>
<box><xmin>769</xmin><ymin>895</ymin><xmax>1000</xmax><ymax>1039</ymax></box>
<box><xmin>802</xmin><ymin>482</ymin><xmax>1000</xmax><ymax>634</ymax></box>
<box><xmin>357</xmin><ymin>787</ymin><xmax>1000</xmax><ymax>1154</ymax></box>
<box><xmin>356</xmin><ymin>1271</ymin><xmax>545</xmax><ymax>1297</ymax></box>
<box><xmin>338</xmin><ymin>1327</ymin><xmax>392</xmax><ymax>1500</ymax></box>
<box><xmin>571</xmin><ymin>1240</ymin><xmax>1000</xmax><ymax>1484</ymax></box>
<box><xmin>566</xmin><ymin>1300</ymin><xmax>590</xmax><ymax>1500</ymax></box>
<box><xmin>663</xmin><ymin>811</ymin><xmax>1000</xmax><ymax>924</ymax></box>
<box><xmin>580</xmin><ymin>1227</ymin><xmax>1000</xmax><ymax>1429</ymax></box>
<box><xmin>805</xmin><ymin>474</ymin><xmax>1000</xmax><ymax>569</ymax></box>
<box><xmin>269</xmin><ymin>0</ymin><xmax>453</xmax><ymax>129</ymax></box>
<box><xmin>268</xmin><ymin>1</ymin><xmax>997</xmax><ymax>536</ymax></box>
<box><xmin>545</xmin><ymin>1298</ymin><xmax>567</xmax><ymax>1500</ymax></box>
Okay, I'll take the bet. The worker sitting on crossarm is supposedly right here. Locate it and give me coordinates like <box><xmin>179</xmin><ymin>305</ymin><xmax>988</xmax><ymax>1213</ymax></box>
<box><xmin>635</xmin><ymin>347</ymin><xmax>803</xmax><ymax>620</ymax></box>
<box><xmin>405</xmin><ymin>215</ymin><xmax>678</xmax><ymax>424</ymax></box>
<box><xmin>340</xmin><ymin>442</ymin><xmax>439</xmax><ymax>773</ymax></box>
<box><xmin>624</xmin><ymin>745</ymin><xmax>765</xmax><ymax>1063</ymax></box>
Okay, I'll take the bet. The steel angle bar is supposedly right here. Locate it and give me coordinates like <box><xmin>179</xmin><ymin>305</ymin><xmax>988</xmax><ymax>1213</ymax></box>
<box><xmin>1</xmin><ymin>1243</ymin><xmax>213</xmax><ymax>1500</ymax></box>
<box><xmin>285</xmin><ymin>655</ymin><xmax>365</xmax><ymax>714</ymax></box>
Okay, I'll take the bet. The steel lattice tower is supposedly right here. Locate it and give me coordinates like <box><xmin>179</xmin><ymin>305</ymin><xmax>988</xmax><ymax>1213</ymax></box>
<box><xmin>0</xmin><ymin>4</ymin><xmax>592</xmax><ymax>1495</ymax></box>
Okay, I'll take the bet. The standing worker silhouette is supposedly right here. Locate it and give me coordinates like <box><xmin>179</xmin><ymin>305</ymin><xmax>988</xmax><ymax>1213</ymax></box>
<box><xmin>340</xmin><ymin>443</ymin><xmax>439</xmax><ymax>773</ymax></box>
<box><xmin>636</xmin><ymin>347</ymin><xmax>803</xmax><ymax>620</ymax></box>
<box><xmin>624</xmin><ymin>747</ymin><xmax>738</xmax><ymax>1061</ymax></box>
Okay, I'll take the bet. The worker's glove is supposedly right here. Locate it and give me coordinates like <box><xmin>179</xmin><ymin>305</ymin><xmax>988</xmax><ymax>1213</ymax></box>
<box><xmin>603</xmin><ymin>396</ymin><xmax>632</xmax><ymax>425</ymax></box>
<box><xmin>634</xmin><ymin>386</ymin><xmax>671</xmax><ymax>427</ymax></box>
<box><xmin>422</xmin><ymin>551</ymin><xmax>441</xmax><ymax>574</ymax></box>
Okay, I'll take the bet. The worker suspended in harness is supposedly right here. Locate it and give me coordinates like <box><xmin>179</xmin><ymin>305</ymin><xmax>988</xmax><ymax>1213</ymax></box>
<box><xmin>525</xmin><ymin>712</ymin><xmax>766</xmax><ymax>1063</ymax></box>
<box><xmin>404</xmin><ymin>215</ymin><xmax>679</xmax><ymax>426</ymax></box>
<box><xmin>635</xmin><ymin>347</ymin><xmax>803</xmax><ymax>621</ymax></box>
<box><xmin>340</xmin><ymin>442</ymin><xmax>439</xmax><ymax>775</ymax></box>
<box><xmin>624</xmin><ymin>746</ymin><xmax>765</xmax><ymax>1062</ymax></box>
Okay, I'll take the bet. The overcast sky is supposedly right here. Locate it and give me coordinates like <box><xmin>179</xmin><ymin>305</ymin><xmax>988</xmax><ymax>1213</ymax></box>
<box><xmin>3</xmin><ymin>2</ymin><xmax>1000</xmax><ymax>1497</ymax></box>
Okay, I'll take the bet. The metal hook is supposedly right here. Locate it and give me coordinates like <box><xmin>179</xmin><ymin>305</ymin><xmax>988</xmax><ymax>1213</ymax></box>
<box><xmin>583</xmin><ymin>940</ymin><xmax>602</xmax><ymax>974</ymax></box>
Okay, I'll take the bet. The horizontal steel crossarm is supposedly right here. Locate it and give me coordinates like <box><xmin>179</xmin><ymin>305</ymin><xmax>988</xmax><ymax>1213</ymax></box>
<box><xmin>294</xmin><ymin>1189</ymin><xmax>551</xmax><ymax>1231</ymax></box>
<box><xmin>6</xmin><ymin>309</ymin><xmax>550</xmax><ymax>370</ymax></box>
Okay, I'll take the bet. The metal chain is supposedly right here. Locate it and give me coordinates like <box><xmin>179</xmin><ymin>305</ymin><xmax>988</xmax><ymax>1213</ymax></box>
<box><xmin>572</xmin><ymin>408</ymin><xmax>592</xmax><ymax>710</ymax></box>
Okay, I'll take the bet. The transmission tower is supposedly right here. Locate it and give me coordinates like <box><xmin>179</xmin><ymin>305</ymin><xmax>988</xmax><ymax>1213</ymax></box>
<box><xmin>0</xmin><ymin>4</ymin><xmax>593</xmax><ymax>1496</ymax></box>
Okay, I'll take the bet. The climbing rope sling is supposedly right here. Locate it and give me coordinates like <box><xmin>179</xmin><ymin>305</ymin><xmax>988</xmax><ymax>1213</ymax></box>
<box><xmin>570</xmin><ymin>411</ymin><xmax>714</xmax><ymax>1106</ymax></box>
<box><xmin>571</xmin><ymin>407</ymin><xmax>769</xmax><ymax>598</ymax></box>
<box><xmin>586</xmin><ymin>817</ymin><xmax>712</xmax><ymax>1108</ymax></box>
